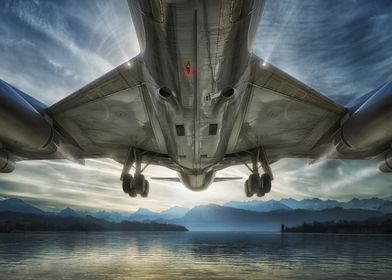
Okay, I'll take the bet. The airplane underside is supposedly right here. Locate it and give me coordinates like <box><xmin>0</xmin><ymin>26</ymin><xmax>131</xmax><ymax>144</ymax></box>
<box><xmin>1</xmin><ymin>0</ymin><xmax>392</xmax><ymax>199</ymax></box>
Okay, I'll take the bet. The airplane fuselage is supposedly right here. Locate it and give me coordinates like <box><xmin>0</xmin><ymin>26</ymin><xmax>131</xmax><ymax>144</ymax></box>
<box><xmin>129</xmin><ymin>0</ymin><xmax>264</xmax><ymax>188</ymax></box>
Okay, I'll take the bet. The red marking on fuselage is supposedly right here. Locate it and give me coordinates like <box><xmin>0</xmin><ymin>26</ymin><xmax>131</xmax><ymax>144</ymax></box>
<box><xmin>185</xmin><ymin>61</ymin><xmax>191</xmax><ymax>75</ymax></box>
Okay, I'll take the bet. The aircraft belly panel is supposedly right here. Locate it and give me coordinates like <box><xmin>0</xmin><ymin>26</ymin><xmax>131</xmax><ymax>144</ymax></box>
<box><xmin>137</xmin><ymin>0</ymin><xmax>261</xmax><ymax>171</ymax></box>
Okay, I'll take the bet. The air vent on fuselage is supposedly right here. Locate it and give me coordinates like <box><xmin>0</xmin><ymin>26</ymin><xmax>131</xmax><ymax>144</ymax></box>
<box><xmin>159</xmin><ymin>87</ymin><xmax>172</xmax><ymax>98</ymax></box>
<box><xmin>221</xmin><ymin>87</ymin><xmax>235</xmax><ymax>98</ymax></box>
<box><xmin>209</xmin><ymin>124</ymin><xmax>218</xmax><ymax>135</ymax></box>
<box><xmin>176</xmin><ymin>125</ymin><xmax>185</xmax><ymax>136</ymax></box>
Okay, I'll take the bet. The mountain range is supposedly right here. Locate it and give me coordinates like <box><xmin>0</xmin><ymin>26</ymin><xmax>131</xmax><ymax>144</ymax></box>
<box><xmin>168</xmin><ymin>204</ymin><xmax>383</xmax><ymax>231</ymax></box>
<box><xmin>89</xmin><ymin>206</ymin><xmax>189</xmax><ymax>222</ymax></box>
<box><xmin>226</xmin><ymin>197</ymin><xmax>391</xmax><ymax>212</ymax></box>
<box><xmin>1</xmin><ymin>197</ymin><xmax>391</xmax><ymax>232</ymax></box>
<box><xmin>0</xmin><ymin>198</ymin><xmax>45</xmax><ymax>215</ymax></box>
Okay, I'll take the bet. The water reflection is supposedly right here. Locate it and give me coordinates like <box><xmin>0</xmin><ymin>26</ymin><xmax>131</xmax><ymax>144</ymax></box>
<box><xmin>0</xmin><ymin>232</ymin><xmax>391</xmax><ymax>279</ymax></box>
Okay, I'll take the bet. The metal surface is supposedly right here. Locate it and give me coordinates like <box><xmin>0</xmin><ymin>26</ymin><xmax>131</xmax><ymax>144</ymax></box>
<box><xmin>0</xmin><ymin>80</ymin><xmax>53</xmax><ymax>152</ymax></box>
<box><xmin>378</xmin><ymin>150</ymin><xmax>392</xmax><ymax>173</ymax></box>
<box><xmin>129</xmin><ymin>0</ymin><xmax>263</xmax><ymax>170</ymax></box>
<box><xmin>127</xmin><ymin>0</ymin><xmax>266</xmax><ymax>189</ymax></box>
<box><xmin>340</xmin><ymin>80</ymin><xmax>392</xmax><ymax>151</ymax></box>
<box><xmin>1</xmin><ymin>0</ymin><xmax>392</xmax><ymax>192</ymax></box>
<box><xmin>0</xmin><ymin>150</ymin><xmax>15</xmax><ymax>173</ymax></box>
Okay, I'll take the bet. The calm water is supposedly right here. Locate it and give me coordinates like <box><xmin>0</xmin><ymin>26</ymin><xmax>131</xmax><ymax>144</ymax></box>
<box><xmin>0</xmin><ymin>232</ymin><xmax>391</xmax><ymax>280</ymax></box>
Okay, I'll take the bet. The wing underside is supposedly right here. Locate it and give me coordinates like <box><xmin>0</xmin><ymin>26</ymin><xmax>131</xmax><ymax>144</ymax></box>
<box><xmin>226</xmin><ymin>55</ymin><xmax>346</xmax><ymax>163</ymax></box>
<box><xmin>48</xmin><ymin>56</ymin><xmax>167</xmax><ymax>162</ymax></box>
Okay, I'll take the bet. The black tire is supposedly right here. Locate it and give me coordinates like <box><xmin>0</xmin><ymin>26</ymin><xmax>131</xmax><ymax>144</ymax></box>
<box><xmin>245</xmin><ymin>180</ymin><xmax>253</xmax><ymax>197</ymax></box>
<box><xmin>134</xmin><ymin>174</ymin><xmax>145</xmax><ymax>194</ymax></box>
<box><xmin>141</xmin><ymin>181</ymin><xmax>149</xmax><ymax>198</ymax></box>
<box><xmin>129</xmin><ymin>188</ymin><xmax>137</xmax><ymax>197</ymax></box>
<box><xmin>249</xmin><ymin>174</ymin><xmax>260</xmax><ymax>194</ymax></box>
<box><xmin>261</xmin><ymin>174</ymin><xmax>271</xmax><ymax>193</ymax></box>
<box><xmin>122</xmin><ymin>174</ymin><xmax>132</xmax><ymax>193</ymax></box>
<box><xmin>256</xmin><ymin>188</ymin><xmax>265</xmax><ymax>197</ymax></box>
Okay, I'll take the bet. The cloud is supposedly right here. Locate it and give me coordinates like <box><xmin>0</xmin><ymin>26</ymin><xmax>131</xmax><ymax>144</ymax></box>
<box><xmin>0</xmin><ymin>0</ymin><xmax>139</xmax><ymax>104</ymax></box>
<box><xmin>1</xmin><ymin>0</ymin><xmax>392</xmax><ymax>211</ymax></box>
<box><xmin>255</xmin><ymin>0</ymin><xmax>392</xmax><ymax>105</ymax></box>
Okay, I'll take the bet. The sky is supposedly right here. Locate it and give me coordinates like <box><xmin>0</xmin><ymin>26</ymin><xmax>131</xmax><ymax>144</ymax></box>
<box><xmin>1</xmin><ymin>0</ymin><xmax>392</xmax><ymax>212</ymax></box>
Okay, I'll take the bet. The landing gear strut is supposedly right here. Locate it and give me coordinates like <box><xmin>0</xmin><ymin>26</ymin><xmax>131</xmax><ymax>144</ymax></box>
<box><xmin>120</xmin><ymin>148</ymin><xmax>152</xmax><ymax>198</ymax></box>
<box><xmin>242</xmin><ymin>147</ymin><xmax>273</xmax><ymax>198</ymax></box>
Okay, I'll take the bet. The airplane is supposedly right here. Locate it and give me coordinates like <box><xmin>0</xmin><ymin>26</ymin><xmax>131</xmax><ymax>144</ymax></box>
<box><xmin>1</xmin><ymin>0</ymin><xmax>392</xmax><ymax>198</ymax></box>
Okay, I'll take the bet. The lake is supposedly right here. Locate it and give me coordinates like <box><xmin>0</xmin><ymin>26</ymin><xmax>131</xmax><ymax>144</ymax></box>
<box><xmin>0</xmin><ymin>232</ymin><xmax>391</xmax><ymax>279</ymax></box>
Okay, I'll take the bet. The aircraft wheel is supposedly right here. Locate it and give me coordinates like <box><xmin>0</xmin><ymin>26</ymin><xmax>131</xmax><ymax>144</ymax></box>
<box><xmin>245</xmin><ymin>180</ymin><xmax>253</xmax><ymax>197</ymax></box>
<box><xmin>256</xmin><ymin>188</ymin><xmax>265</xmax><ymax>197</ymax></box>
<box><xmin>141</xmin><ymin>180</ymin><xmax>149</xmax><ymax>198</ymax></box>
<box><xmin>261</xmin><ymin>173</ymin><xmax>272</xmax><ymax>194</ymax></box>
<box><xmin>249</xmin><ymin>174</ymin><xmax>261</xmax><ymax>194</ymax></box>
<box><xmin>134</xmin><ymin>174</ymin><xmax>146</xmax><ymax>194</ymax></box>
<box><xmin>129</xmin><ymin>188</ymin><xmax>137</xmax><ymax>197</ymax></box>
<box><xmin>122</xmin><ymin>174</ymin><xmax>133</xmax><ymax>194</ymax></box>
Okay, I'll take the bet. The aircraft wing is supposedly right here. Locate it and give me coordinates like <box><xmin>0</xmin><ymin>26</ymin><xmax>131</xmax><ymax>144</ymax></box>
<box><xmin>227</xmin><ymin>55</ymin><xmax>346</xmax><ymax>162</ymax></box>
<box><xmin>47</xmin><ymin>55</ymin><xmax>167</xmax><ymax>161</ymax></box>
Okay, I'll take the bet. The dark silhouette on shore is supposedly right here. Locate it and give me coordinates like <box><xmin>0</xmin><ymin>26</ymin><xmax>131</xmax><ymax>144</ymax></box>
<box><xmin>282</xmin><ymin>215</ymin><xmax>392</xmax><ymax>234</ymax></box>
<box><xmin>0</xmin><ymin>212</ymin><xmax>188</xmax><ymax>233</ymax></box>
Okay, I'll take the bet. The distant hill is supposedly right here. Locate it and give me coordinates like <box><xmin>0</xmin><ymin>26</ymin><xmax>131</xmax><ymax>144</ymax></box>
<box><xmin>168</xmin><ymin>204</ymin><xmax>383</xmax><ymax>231</ymax></box>
<box><xmin>125</xmin><ymin>207</ymin><xmax>189</xmax><ymax>221</ymax></box>
<box><xmin>58</xmin><ymin>208</ymin><xmax>80</xmax><ymax>217</ymax></box>
<box><xmin>225</xmin><ymin>198</ymin><xmax>392</xmax><ymax>212</ymax></box>
<box><xmin>283</xmin><ymin>214</ymin><xmax>392</xmax><ymax>234</ymax></box>
<box><xmin>158</xmin><ymin>206</ymin><xmax>189</xmax><ymax>219</ymax></box>
<box><xmin>280</xmin><ymin>198</ymin><xmax>340</xmax><ymax>210</ymax></box>
<box><xmin>0</xmin><ymin>212</ymin><xmax>188</xmax><ymax>232</ymax></box>
<box><xmin>378</xmin><ymin>202</ymin><xmax>392</xmax><ymax>214</ymax></box>
<box><xmin>93</xmin><ymin>211</ymin><xmax>133</xmax><ymax>223</ymax></box>
<box><xmin>278</xmin><ymin>197</ymin><xmax>390</xmax><ymax>211</ymax></box>
<box><xmin>225</xmin><ymin>200</ymin><xmax>291</xmax><ymax>212</ymax></box>
<box><xmin>1</xmin><ymin>197</ymin><xmax>391</xmax><ymax>232</ymax></box>
<box><xmin>343</xmin><ymin>197</ymin><xmax>387</xmax><ymax>210</ymax></box>
<box><xmin>127</xmin><ymin>208</ymin><xmax>159</xmax><ymax>221</ymax></box>
<box><xmin>0</xmin><ymin>198</ymin><xmax>190</xmax><ymax>222</ymax></box>
<box><xmin>0</xmin><ymin>198</ymin><xmax>45</xmax><ymax>215</ymax></box>
<box><xmin>90</xmin><ymin>207</ymin><xmax>189</xmax><ymax>222</ymax></box>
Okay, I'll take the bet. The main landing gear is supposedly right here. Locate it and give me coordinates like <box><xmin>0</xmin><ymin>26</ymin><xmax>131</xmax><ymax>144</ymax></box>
<box><xmin>242</xmin><ymin>147</ymin><xmax>273</xmax><ymax>198</ymax></box>
<box><xmin>122</xmin><ymin>174</ymin><xmax>149</xmax><ymax>197</ymax></box>
<box><xmin>245</xmin><ymin>173</ymin><xmax>271</xmax><ymax>197</ymax></box>
<box><xmin>120</xmin><ymin>148</ymin><xmax>151</xmax><ymax>198</ymax></box>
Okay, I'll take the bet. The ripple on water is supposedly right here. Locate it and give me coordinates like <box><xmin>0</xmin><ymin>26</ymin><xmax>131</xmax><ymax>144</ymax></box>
<box><xmin>0</xmin><ymin>232</ymin><xmax>392</xmax><ymax>280</ymax></box>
